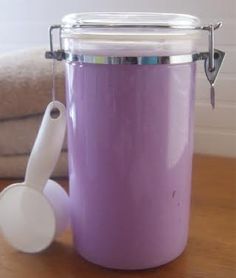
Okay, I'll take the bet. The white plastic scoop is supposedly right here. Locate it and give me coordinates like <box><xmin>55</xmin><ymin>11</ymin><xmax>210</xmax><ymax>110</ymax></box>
<box><xmin>0</xmin><ymin>101</ymin><xmax>69</xmax><ymax>253</ymax></box>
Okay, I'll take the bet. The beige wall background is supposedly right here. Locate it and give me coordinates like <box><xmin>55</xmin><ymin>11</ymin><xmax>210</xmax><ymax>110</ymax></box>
<box><xmin>0</xmin><ymin>0</ymin><xmax>235</xmax><ymax>157</ymax></box>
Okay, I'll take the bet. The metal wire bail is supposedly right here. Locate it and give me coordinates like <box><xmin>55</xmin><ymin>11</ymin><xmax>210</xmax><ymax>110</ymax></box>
<box><xmin>45</xmin><ymin>25</ymin><xmax>65</xmax><ymax>61</ymax></box>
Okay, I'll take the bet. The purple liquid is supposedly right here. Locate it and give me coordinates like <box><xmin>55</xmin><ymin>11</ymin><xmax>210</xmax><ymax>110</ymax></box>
<box><xmin>65</xmin><ymin>62</ymin><xmax>196</xmax><ymax>269</ymax></box>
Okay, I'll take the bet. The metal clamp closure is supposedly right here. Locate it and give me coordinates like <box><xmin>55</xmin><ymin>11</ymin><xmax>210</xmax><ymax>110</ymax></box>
<box><xmin>198</xmin><ymin>22</ymin><xmax>225</xmax><ymax>107</ymax></box>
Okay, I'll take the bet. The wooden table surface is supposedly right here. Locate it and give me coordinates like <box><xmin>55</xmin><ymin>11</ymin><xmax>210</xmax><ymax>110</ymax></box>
<box><xmin>0</xmin><ymin>155</ymin><xmax>235</xmax><ymax>278</ymax></box>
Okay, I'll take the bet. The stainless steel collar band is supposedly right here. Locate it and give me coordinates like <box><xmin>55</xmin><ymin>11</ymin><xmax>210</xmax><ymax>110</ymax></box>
<box><xmin>64</xmin><ymin>53</ymin><xmax>205</xmax><ymax>65</ymax></box>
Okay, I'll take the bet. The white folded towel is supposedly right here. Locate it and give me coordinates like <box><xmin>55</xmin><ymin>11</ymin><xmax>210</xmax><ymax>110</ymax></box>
<box><xmin>0</xmin><ymin>47</ymin><xmax>69</xmax><ymax>178</ymax></box>
<box><xmin>0</xmin><ymin>114</ymin><xmax>67</xmax><ymax>156</ymax></box>
<box><xmin>0</xmin><ymin>151</ymin><xmax>68</xmax><ymax>178</ymax></box>
<box><xmin>0</xmin><ymin>47</ymin><xmax>65</xmax><ymax>120</ymax></box>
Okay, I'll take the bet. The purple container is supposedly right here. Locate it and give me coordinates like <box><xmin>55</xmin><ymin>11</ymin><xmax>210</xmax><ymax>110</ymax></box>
<box><xmin>66</xmin><ymin>62</ymin><xmax>196</xmax><ymax>269</ymax></box>
<box><xmin>59</xmin><ymin>12</ymin><xmax>205</xmax><ymax>269</ymax></box>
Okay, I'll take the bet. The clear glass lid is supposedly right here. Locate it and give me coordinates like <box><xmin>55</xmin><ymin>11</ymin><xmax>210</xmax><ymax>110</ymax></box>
<box><xmin>61</xmin><ymin>13</ymin><xmax>201</xmax><ymax>56</ymax></box>
<box><xmin>62</xmin><ymin>12</ymin><xmax>201</xmax><ymax>29</ymax></box>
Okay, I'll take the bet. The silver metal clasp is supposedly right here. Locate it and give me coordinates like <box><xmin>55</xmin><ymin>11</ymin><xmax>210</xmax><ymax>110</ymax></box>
<box><xmin>204</xmin><ymin>49</ymin><xmax>225</xmax><ymax>108</ymax></box>
<box><xmin>45</xmin><ymin>25</ymin><xmax>65</xmax><ymax>61</ymax></box>
<box><xmin>199</xmin><ymin>22</ymin><xmax>225</xmax><ymax>108</ymax></box>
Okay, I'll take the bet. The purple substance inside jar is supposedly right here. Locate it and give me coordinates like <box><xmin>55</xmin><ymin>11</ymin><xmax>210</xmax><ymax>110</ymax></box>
<box><xmin>65</xmin><ymin>62</ymin><xmax>196</xmax><ymax>269</ymax></box>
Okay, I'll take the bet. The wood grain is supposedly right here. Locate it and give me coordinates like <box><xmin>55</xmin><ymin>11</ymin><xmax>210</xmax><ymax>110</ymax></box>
<box><xmin>0</xmin><ymin>154</ymin><xmax>235</xmax><ymax>278</ymax></box>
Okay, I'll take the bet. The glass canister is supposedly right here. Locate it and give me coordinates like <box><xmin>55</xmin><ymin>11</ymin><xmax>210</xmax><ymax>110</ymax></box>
<box><xmin>46</xmin><ymin>12</ymin><xmax>225</xmax><ymax>270</ymax></box>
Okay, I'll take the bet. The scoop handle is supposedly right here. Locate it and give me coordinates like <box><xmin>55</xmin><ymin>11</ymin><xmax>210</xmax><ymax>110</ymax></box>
<box><xmin>24</xmin><ymin>101</ymin><xmax>66</xmax><ymax>191</ymax></box>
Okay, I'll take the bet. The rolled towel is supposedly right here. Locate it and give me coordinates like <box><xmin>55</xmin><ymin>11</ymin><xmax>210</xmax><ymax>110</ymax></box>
<box><xmin>0</xmin><ymin>151</ymin><xmax>68</xmax><ymax>178</ymax></box>
<box><xmin>0</xmin><ymin>114</ymin><xmax>67</xmax><ymax>156</ymax></box>
<box><xmin>0</xmin><ymin>48</ymin><xmax>65</xmax><ymax>120</ymax></box>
